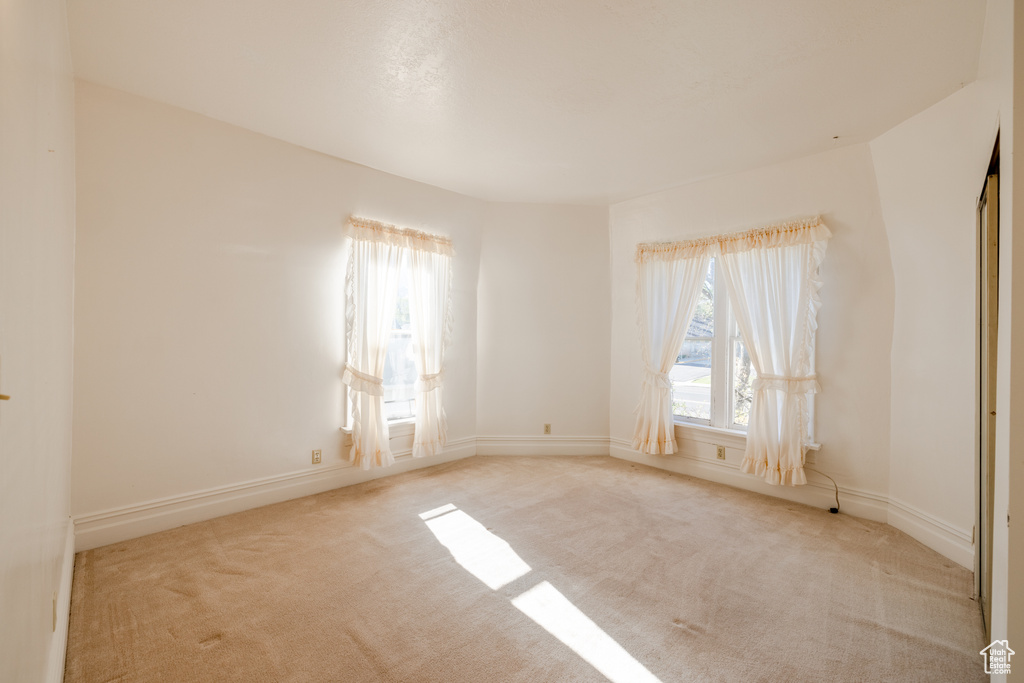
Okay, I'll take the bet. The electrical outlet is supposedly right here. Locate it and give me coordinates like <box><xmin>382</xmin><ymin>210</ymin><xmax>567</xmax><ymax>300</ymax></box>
<box><xmin>543</xmin><ymin>423</ymin><xmax>551</xmax><ymax>435</ymax></box>
<box><xmin>312</xmin><ymin>449</ymin><xmax>322</xmax><ymax>464</ymax></box>
<box><xmin>716</xmin><ymin>445</ymin><xmax>725</xmax><ymax>460</ymax></box>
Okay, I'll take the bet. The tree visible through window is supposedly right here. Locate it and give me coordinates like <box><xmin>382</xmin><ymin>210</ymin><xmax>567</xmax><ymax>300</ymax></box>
<box><xmin>732</xmin><ymin>336</ymin><xmax>754</xmax><ymax>427</ymax></box>
<box><xmin>672</xmin><ymin>257</ymin><xmax>757</xmax><ymax>430</ymax></box>
<box><xmin>674</xmin><ymin>259</ymin><xmax>714</xmax><ymax>420</ymax></box>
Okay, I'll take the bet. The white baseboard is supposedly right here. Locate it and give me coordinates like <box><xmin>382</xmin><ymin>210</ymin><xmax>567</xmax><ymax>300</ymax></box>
<box><xmin>47</xmin><ymin>518</ymin><xmax>75</xmax><ymax>683</ymax></box>
<box><xmin>888</xmin><ymin>497</ymin><xmax>974</xmax><ymax>569</ymax></box>
<box><xmin>74</xmin><ymin>438</ymin><xmax>476</xmax><ymax>551</ymax></box>
<box><xmin>609</xmin><ymin>438</ymin><xmax>974</xmax><ymax>569</ymax></box>
<box><xmin>476</xmin><ymin>435</ymin><xmax>610</xmax><ymax>456</ymax></box>
<box><xmin>608</xmin><ymin>439</ymin><xmax>888</xmax><ymax>522</ymax></box>
<box><xmin>72</xmin><ymin>432</ymin><xmax>976</xmax><ymax>572</ymax></box>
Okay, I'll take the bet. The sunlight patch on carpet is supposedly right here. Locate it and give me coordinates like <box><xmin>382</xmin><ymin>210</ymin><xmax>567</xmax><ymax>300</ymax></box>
<box><xmin>423</xmin><ymin>507</ymin><xmax>531</xmax><ymax>589</ymax></box>
<box><xmin>419</xmin><ymin>503</ymin><xmax>458</xmax><ymax>520</ymax></box>
<box><xmin>512</xmin><ymin>581</ymin><xmax>662</xmax><ymax>683</ymax></box>
<box><xmin>422</xmin><ymin>505</ymin><xmax>662</xmax><ymax>683</ymax></box>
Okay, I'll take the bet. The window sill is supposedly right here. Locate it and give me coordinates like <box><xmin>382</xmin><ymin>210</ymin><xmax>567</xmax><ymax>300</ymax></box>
<box><xmin>338</xmin><ymin>418</ymin><xmax>416</xmax><ymax>438</ymax></box>
<box><xmin>673</xmin><ymin>421</ymin><xmax>748</xmax><ymax>450</ymax></box>
<box><xmin>672</xmin><ymin>420</ymin><xmax>821</xmax><ymax>452</ymax></box>
<box><xmin>388</xmin><ymin>418</ymin><xmax>416</xmax><ymax>437</ymax></box>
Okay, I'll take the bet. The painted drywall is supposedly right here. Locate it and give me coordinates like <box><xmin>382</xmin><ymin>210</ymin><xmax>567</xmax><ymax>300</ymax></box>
<box><xmin>867</xmin><ymin>0</ymin><xmax>1021</xmax><ymax>652</ymax></box>
<box><xmin>72</xmin><ymin>82</ymin><xmax>483</xmax><ymax>523</ymax></box>
<box><xmin>476</xmin><ymin>203</ymin><xmax>610</xmax><ymax>445</ymax></box>
<box><xmin>1005</xmin><ymin>0</ymin><xmax>1024</xmax><ymax>666</ymax></box>
<box><xmin>0</xmin><ymin>1</ymin><xmax>77</xmax><ymax>681</ymax></box>
<box><xmin>608</xmin><ymin>144</ymin><xmax>896</xmax><ymax>520</ymax></box>
<box><xmin>870</xmin><ymin>81</ymin><xmax>1001</xmax><ymax>578</ymax></box>
<box><xmin>66</xmin><ymin>0</ymin><xmax>986</xmax><ymax>204</ymax></box>
<box><xmin>971</xmin><ymin>0</ymin><xmax>1015</xmax><ymax>658</ymax></box>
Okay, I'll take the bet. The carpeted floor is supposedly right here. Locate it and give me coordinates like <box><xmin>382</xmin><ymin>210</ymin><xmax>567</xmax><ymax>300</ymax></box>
<box><xmin>65</xmin><ymin>456</ymin><xmax>987</xmax><ymax>682</ymax></box>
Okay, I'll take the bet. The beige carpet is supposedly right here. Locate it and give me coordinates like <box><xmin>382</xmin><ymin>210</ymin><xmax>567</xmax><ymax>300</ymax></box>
<box><xmin>65</xmin><ymin>456</ymin><xmax>987</xmax><ymax>682</ymax></box>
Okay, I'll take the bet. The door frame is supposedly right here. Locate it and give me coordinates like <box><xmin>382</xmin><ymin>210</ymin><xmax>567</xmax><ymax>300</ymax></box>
<box><xmin>976</xmin><ymin>134</ymin><xmax>999</xmax><ymax>637</ymax></box>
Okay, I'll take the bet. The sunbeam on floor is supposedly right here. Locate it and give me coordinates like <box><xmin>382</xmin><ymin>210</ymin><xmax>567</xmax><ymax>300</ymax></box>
<box><xmin>421</xmin><ymin>506</ymin><xmax>532</xmax><ymax>590</ymax></box>
<box><xmin>422</xmin><ymin>503</ymin><xmax>662</xmax><ymax>683</ymax></box>
<box><xmin>65</xmin><ymin>457</ymin><xmax>987</xmax><ymax>682</ymax></box>
<box><xmin>512</xmin><ymin>580</ymin><xmax>662</xmax><ymax>683</ymax></box>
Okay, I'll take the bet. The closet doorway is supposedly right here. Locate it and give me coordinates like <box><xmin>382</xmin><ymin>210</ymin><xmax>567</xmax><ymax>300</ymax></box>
<box><xmin>977</xmin><ymin>135</ymin><xmax>999</xmax><ymax>637</ymax></box>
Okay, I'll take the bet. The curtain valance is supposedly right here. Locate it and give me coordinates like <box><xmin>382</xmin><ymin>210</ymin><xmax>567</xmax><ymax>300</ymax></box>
<box><xmin>636</xmin><ymin>216</ymin><xmax>830</xmax><ymax>263</ymax></box>
<box><xmin>346</xmin><ymin>216</ymin><xmax>454</xmax><ymax>256</ymax></box>
<box><xmin>632</xmin><ymin>215</ymin><xmax>830</xmax><ymax>487</ymax></box>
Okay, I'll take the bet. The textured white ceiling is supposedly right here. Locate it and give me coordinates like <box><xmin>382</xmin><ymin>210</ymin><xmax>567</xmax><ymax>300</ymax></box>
<box><xmin>67</xmin><ymin>0</ymin><xmax>986</xmax><ymax>204</ymax></box>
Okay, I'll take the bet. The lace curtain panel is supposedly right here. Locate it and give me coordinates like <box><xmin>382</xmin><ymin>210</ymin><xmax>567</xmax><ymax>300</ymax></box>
<box><xmin>634</xmin><ymin>218</ymin><xmax>830</xmax><ymax>485</ymax></box>
<box><xmin>344</xmin><ymin>230</ymin><xmax>404</xmax><ymax>469</ymax></box>
<box><xmin>344</xmin><ymin>217</ymin><xmax>454</xmax><ymax>469</ymax></box>
<box><xmin>408</xmin><ymin>247</ymin><xmax>453</xmax><ymax>458</ymax></box>
<box><xmin>633</xmin><ymin>251</ymin><xmax>711</xmax><ymax>454</ymax></box>
<box><xmin>718</xmin><ymin>222</ymin><xmax>829</xmax><ymax>485</ymax></box>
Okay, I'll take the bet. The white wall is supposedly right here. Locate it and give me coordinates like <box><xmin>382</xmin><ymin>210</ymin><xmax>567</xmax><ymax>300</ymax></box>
<box><xmin>72</xmin><ymin>82</ymin><xmax>483</xmax><ymax>546</ymax></box>
<box><xmin>1004</xmin><ymin>0</ymin><xmax>1024</xmax><ymax>664</ymax></box>
<box><xmin>65</xmin><ymin>2</ymin><xmax>1024</xmax><ymax>654</ymax></box>
<box><xmin>0</xmin><ymin>1</ymin><xmax>77</xmax><ymax>681</ymax></box>
<box><xmin>608</xmin><ymin>144</ymin><xmax>897</xmax><ymax>525</ymax></box>
<box><xmin>476</xmin><ymin>203</ymin><xmax>610</xmax><ymax>451</ymax></box>
<box><xmin>870</xmin><ymin>0</ymin><xmax>1020</xmax><ymax>652</ymax></box>
<box><xmin>870</xmin><ymin>81</ymin><xmax>1000</xmax><ymax>570</ymax></box>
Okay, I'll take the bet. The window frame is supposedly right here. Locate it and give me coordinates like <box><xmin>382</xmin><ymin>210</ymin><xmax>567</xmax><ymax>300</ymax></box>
<box><xmin>672</xmin><ymin>258</ymin><xmax>818</xmax><ymax>447</ymax></box>
<box><xmin>675</xmin><ymin>258</ymin><xmax>715</xmax><ymax>426</ymax></box>
<box><xmin>382</xmin><ymin>255</ymin><xmax>417</xmax><ymax>423</ymax></box>
<box><xmin>341</xmin><ymin>257</ymin><xmax>419</xmax><ymax>433</ymax></box>
<box><xmin>673</xmin><ymin>258</ymin><xmax>742</xmax><ymax>432</ymax></box>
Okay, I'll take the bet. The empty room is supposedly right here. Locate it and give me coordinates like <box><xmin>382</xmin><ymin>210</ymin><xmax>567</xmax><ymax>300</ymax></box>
<box><xmin>4</xmin><ymin>0</ymin><xmax>1024</xmax><ymax>681</ymax></box>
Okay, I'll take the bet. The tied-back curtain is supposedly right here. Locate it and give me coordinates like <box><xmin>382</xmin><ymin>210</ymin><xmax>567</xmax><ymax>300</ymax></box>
<box><xmin>344</xmin><ymin>227</ymin><xmax>404</xmax><ymax>469</ymax></box>
<box><xmin>633</xmin><ymin>245</ymin><xmax>712</xmax><ymax>454</ymax></box>
<box><xmin>343</xmin><ymin>216</ymin><xmax>454</xmax><ymax>470</ymax></box>
<box><xmin>634</xmin><ymin>217</ymin><xmax>830</xmax><ymax>484</ymax></box>
<box><xmin>408</xmin><ymin>246</ymin><xmax>453</xmax><ymax>458</ymax></box>
<box><xmin>717</xmin><ymin>219</ymin><xmax>830</xmax><ymax>485</ymax></box>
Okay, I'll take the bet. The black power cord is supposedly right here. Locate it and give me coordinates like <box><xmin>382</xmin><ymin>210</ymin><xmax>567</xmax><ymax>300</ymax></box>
<box><xmin>804</xmin><ymin>467</ymin><xmax>840</xmax><ymax>513</ymax></box>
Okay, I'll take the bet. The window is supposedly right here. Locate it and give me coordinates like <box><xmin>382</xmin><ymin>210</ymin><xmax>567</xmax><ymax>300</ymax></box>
<box><xmin>383</xmin><ymin>258</ymin><xmax>417</xmax><ymax>421</ymax></box>
<box><xmin>634</xmin><ymin>217</ymin><xmax>826</xmax><ymax>476</ymax></box>
<box><xmin>344</xmin><ymin>216</ymin><xmax>454</xmax><ymax>468</ymax></box>
<box><xmin>671</xmin><ymin>258</ymin><xmax>757</xmax><ymax>431</ymax></box>
<box><xmin>673</xmin><ymin>259</ymin><xmax>714</xmax><ymax>421</ymax></box>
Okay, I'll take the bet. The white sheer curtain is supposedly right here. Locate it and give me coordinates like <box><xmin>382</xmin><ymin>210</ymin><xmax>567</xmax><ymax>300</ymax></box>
<box><xmin>717</xmin><ymin>220</ymin><xmax>830</xmax><ymax>485</ymax></box>
<box><xmin>343</xmin><ymin>223</ymin><xmax>404</xmax><ymax>469</ymax></box>
<box><xmin>408</xmin><ymin>246</ymin><xmax>453</xmax><ymax>458</ymax></box>
<box><xmin>343</xmin><ymin>216</ymin><xmax>454</xmax><ymax>469</ymax></box>
<box><xmin>633</xmin><ymin>243</ymin><xmax>712</xmax><ymax>454</ymax></box>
